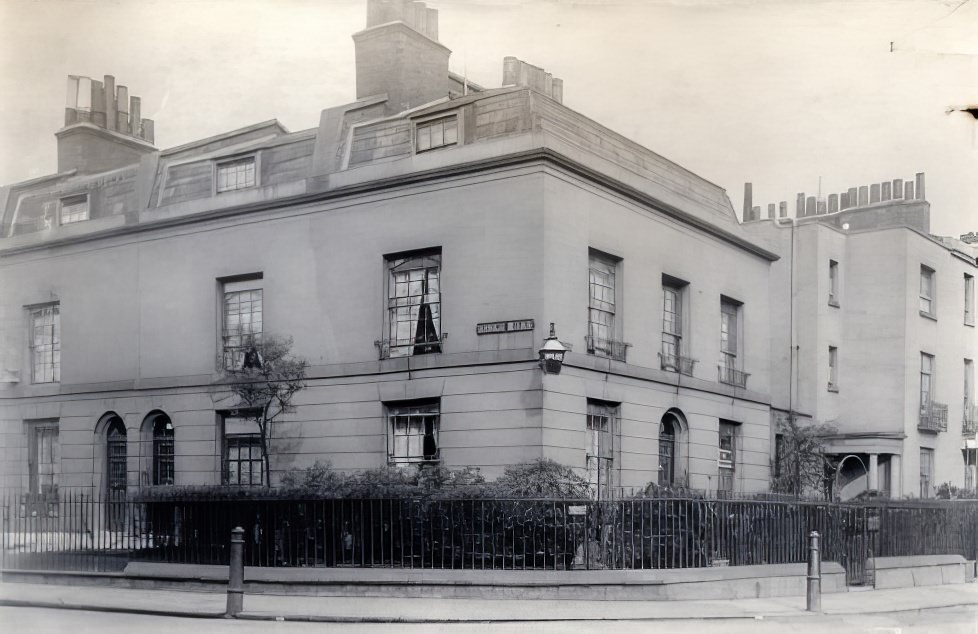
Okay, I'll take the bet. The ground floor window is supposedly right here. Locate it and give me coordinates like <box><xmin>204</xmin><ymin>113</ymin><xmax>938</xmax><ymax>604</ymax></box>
<box><xmin>29</xmin><ymin>421</ymin><xmax>60</xmax><ymax>495</ymax></box>
<box><xmin>223</xmin><ymin>415</ymin><xmax>264</xmax><ymax>486</ymax></box>
<box><xmin>587</xmin><ymin>400</ymin><xmax>617</xmax><ymax>498</ymax></box>
<box><xmin>387</xmin><ymin>400</ymin><xmax>440</xmax><ymax>465</ymax></box>
<box><xmin>718</xmin><ymin>420</ymin><xmax>738</xmax><ymax>493</ymax></box>
<box><xmin>919</xmin><ymin>448</ymin><xmax>934</xmax><ymax>498</ymax></box>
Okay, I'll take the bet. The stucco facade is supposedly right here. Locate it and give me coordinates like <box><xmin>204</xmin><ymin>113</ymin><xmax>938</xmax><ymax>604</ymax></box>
<box><xmin>0</xmin><ymin>0</ymin><xmax>777</xmax><ymax>496</ymax></box>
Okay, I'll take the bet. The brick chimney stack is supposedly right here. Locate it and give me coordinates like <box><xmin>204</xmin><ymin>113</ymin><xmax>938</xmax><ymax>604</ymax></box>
<box><xmin>353</xmin><ymin>0</ymin><xmax>452</xmax><ymax>115</ymax></box>
<box><xmin>56</xmin><ymin>74</ymin><xmax>156</xmax><ymax>175</ymax></box>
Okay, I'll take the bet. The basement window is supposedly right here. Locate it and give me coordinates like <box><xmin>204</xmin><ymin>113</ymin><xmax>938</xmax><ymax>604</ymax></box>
<box><xmin>415</xmin><ymin>116</ymin><xmax>458</xmax><ymax>153</ymax></box>
<box><xmin>59</xmin><ymin>194</ymin><xmax>89</xmax><ymax>225</ymax></box>
<box><xmin>216</xmin><ymin>157</ymin><xmax>257</xmax><ymax>193</ymax></box>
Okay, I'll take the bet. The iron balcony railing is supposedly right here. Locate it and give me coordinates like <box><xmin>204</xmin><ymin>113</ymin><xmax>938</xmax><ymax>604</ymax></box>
<box><xmin>963</xmin><ymin>404</ymin><xmax>978</xmax><ymax>437</ymax></box>
<box><xmin>659</xmin><ymin>352</ymin><xmax>697</xmax><ymax>376</ymax></box>
<box><xmin>717</xmin><ymin>365</ymin><xmax>750</xmax><ymax>389</ymax></box>
<box><xmin>374</xmin><ymin>334</ymin><xmax>448</xmax><ymax>360</ymax></box>
<box><xmin>918</xmin><ymin>401</ymin><xmax>949</xmax><ymax>433</ymax></box>
<box><xmin>585</xmin><ymin>336</ymin><xmax>630</xmax><ymax>362</ymax></box>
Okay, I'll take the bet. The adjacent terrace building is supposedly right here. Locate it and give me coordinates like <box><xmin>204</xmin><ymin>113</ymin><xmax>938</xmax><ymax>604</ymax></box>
<box><xmin>744</xmin><ymin>180</ymin><xmax>978</xmax><ymax>498</ymax></box>
<box><xmin>0</xmin><ymin>0</ymin><xmax>778</xmax><ymax>498</ymax></box>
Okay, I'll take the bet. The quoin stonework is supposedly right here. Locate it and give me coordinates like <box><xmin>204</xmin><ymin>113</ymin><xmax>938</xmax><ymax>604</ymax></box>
<box><xmin>0</xmin><ymin>0</ymin><xmax>974</xmax><ymax>500</ymax></box>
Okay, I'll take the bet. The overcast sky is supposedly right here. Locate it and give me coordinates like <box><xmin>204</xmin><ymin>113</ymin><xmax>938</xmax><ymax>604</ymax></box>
<box><xmin>1</xmin><ymin>0</ymin><xmax>976</xmax><ymax>237</ymax></box>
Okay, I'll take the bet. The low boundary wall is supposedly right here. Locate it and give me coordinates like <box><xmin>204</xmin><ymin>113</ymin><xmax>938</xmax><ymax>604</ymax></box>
<box><xmin>870</xmin><ymin>555</ymin><xmax>968</xmax><ymax>589</ymax></box>
<box><xmin>3</xmin><ymin>561</ymin><xmax>848</xmax><ymax>601</ymax></box>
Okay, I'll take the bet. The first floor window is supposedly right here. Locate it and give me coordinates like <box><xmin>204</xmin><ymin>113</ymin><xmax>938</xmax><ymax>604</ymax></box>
<box><xmin>29</xmin><ymin>304</ymin><xmax>60</xmax><ymax>383</ymax></box>
<box><xmin>718</xmin><ymin>421</ymin><xmax>738</xmax><ymax>493</ymax></box>
<box><xmin>965</xmin><ymin>274</ymin><xmax>974</xmax><ymax>325</ymax></box>
<box><xmin>920</xmin><ymin>265</ymin><xmax>935</xmax><ymax>316</ymax></box>
<box><xmin>386</xmin><ymin>251</ymin><xmax>441</xmax><ymax>358</ymax></box>
<box><xmin>588</xmin><ymin>251</ymin><xmax>620</xmax><ymax>358</ymax></box>
<box><xmin>223</xmin><ymin>415</ymin><xmax>264</xmax><ymax>486</ymax></box>
<box><xmin>828</xmin><ymin>259</ymin><xmax>840</xmax><ymax>306</ymax></box>
<box><xmin>920</xmin><ymin>352</ymin><xmax>934</xmax><ymax>411</ymax></box>
<box><xmin>661</xmin><ymin>280</ymin><xmax>685</xmax><ymax>369</ymax></box>
<box><xmin>919</xmin><ymin>448</ymin><xmax>934</xmax><ymax>497</ymax></box>
<box><xmin>29</xmin><ymin>422</ymin><xmax>60</xmax><ymax>495</ymax></box>
<box><xmin>828</xmin><ymin>346</ymin><xmax>838</xmax><ymax>390</ymax></box>
<box><xmin>387</xmin><ymin>400</ymin><xmax>440</xmax><ymax>464</ymax></box>
<box><xmin>222</xmin><ymin>277</ymin><xmax>263</xmax><ymax>370</ymax></box>
<box><xmin>587</xmin><ymin>400</ymin><xmax>617</xmax><ymax>497</ymax></box>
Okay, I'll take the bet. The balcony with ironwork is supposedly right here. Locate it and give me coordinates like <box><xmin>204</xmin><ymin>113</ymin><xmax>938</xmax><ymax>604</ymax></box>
<box><xmin>918</xmin><ymin>401</ymin><xmax>948</xmax><ymax>433</ymax></box>
<box><xmin>585</xmin><ymin>336</ymin><xmax>630</xmax><ymax>362</ymax></box>
<box><xmin>718</xmin><ymin>365</ymin><xmax>750</xmax><ymax>389</ymax></box>
<box><xmin>963</xmin><ymin>404</ymin><xmax>978</xmax><ymax>437</ymax></box>
<box><xmin>659</xmin><ymin>352</ymin><xmax>696</xmax><ymax>376</ymax></box>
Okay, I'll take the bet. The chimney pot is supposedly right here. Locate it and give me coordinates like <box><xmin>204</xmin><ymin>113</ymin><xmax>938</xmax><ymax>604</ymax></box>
<box><xmin>915</xmin><ymin>172</ymin><xmax>925</xmax><ymax>200</ymax></box>
<box><xmin>129</xmin><ymin>96</ymin><xmax>141</xmax><ymax>136</ymax></box>
<box><xmin>104</xmin><ymin>75</ymin><xmax>117</xmax><ymax>131</ymax></box>
<box><xmin>828</xmin><ymin>194</ymin><xmax>839</xmax><ymax>213</ymax></box>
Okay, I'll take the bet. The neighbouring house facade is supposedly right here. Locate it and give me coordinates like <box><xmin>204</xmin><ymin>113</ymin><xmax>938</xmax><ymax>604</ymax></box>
<box><xmin>743</xmin><ymin>181</ymin><xmax>978</xmax><ymax>498</ymax></box>
<box><xmin>0</xmin><ymin>0</ymin><xmax>779</xmax><ymax>498</ymax></box>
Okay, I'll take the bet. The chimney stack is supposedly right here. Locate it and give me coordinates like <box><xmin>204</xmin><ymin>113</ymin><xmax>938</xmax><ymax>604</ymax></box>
<box><xmin>353</xmin><ymin>0</ymin><xmax>452</xmax><ymax>115</ymax></box>
<box><xmin>502</xmin><ymin>56</ymin><xmax>563</xmax><ymax>104</ymax></box>
<box><xmin>57</xmin><ymin>74</ymin><xmax>156</xmax><ymax>174</ymax></box>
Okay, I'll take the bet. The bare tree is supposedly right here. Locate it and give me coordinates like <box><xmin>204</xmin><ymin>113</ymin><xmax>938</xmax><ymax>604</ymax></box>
<box><xmin>219</xmin><ymin>335</ymin><xmax>307</xmax><ymax>486</ymax></box>
<box><xmin>771</xmin><ymin>414</ymin><xmax>836</xmax><ymax>498</ymax></box>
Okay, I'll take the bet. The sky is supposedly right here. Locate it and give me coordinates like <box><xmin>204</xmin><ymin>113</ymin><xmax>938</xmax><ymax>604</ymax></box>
<box><xmin>1</xmin><ymin>0</ymin><xmax>976</xmax><ymax>237</ymax></box>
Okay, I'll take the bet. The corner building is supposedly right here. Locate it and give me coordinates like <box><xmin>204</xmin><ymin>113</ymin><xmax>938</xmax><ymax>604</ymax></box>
<box><xmin>0</xmin><ymin>0</ymin><xmax>777</xmax><ymax>496</ymax></box>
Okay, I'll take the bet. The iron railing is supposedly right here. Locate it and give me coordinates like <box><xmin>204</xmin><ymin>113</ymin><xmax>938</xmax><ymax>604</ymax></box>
<box><xmin>918</xmin><ymin>401</ymin><xmax>949</xmax><ymax>433</ymax></box>
<box><xmin>963</xmin><ymin>404</ymin><xmax>978</xmax><ymax>437</ymax></box>
<box><xmin>659</xmin><ymin>352</ymin><xmax>696</xmax><ymax>376</ymax></box>
<box><xmin>718</xmin><ymin>365</ymin><xmax>750</xmax><ymax>389</ymax></box>
<box><xmin>585</xmin><ymin>336</ymin><xmax>630</xmax><ymax>362</ymax></box>
<box><xmin>3</xmin><ymin>489</ymin><xmax>976</xmax><ymax>578</ymax></box>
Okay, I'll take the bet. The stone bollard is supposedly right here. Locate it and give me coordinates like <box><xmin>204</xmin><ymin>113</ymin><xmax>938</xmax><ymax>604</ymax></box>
<box><xmin>806</xmin><ymin>531</ymin><xmax>821</xmax><ymax>612</ymax></box>
<box><xmin>226</xmin><ymin>526</ymin><xmax>245</xmax><ymax>618</ymax></box>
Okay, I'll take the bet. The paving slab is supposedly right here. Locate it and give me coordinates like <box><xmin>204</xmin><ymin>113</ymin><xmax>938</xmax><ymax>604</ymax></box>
<box><xmin>0</xmin><ymin>580</ymin><xmax>974</xmax><ymax>623</ymax></box>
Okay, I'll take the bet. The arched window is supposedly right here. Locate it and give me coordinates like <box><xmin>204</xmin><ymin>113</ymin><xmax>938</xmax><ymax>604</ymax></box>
<box><xmin>659</xmin><ymin>416</ymin><xmax>676</xmax><ymax>486</ymax></box>
<box><xmin>152</xmin><ymin>414</ymin><xmax>175</xmax><ymax>486</ymax></box>
<box><xmin>106</xmin><ymin>417</ymin><xmax>127</xmax><ymax>493</ymax></box>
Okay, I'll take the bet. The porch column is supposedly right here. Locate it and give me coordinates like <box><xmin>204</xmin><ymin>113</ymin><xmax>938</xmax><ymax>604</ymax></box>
<box><xmin>889</xmin><ymin>454</ymin><xmax>901</xmax><ymax>497</ymax></box>
<box><xmin>868</xmin><ymin>453</ymin><xmax>879</xmax><ymax>491</ymax></box>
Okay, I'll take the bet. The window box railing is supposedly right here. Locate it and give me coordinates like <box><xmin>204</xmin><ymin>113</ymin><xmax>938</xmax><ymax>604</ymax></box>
<box><xmin>918</xmin><ymin>401</ymin><xmax>948</xmax><ymax>433</ymax></box>
<box><xmin>659</xmin><ymin>352</ymin><xmax>697</xmax><ymax>376</ymax></box>
<box><xmin>585</xmin><ymin>336</ymin><xmax>630</xmax><ymax>362</ymax></box>
<box><xmin>963</xmin><ymin>404</ymin><xmax>978</xmax><ymax>436</ymax></box>
<box><xmin>718</xmin><ymin>365</ymin><xmax>750</xmax><ymax>389</ymax></box>
<box><xmin>375</xmin><ymin>334</ymin><xmax>447</xmax><ymax>360</ymax></box>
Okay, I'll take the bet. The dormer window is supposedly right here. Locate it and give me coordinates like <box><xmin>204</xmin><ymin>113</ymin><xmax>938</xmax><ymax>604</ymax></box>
<box><xmin>415</xmin><ymin>116</ymin><xmax>458</xmax><ymax>153</ymax></box>
<box><xmin>216</xmin><ymin>157</ymin><xmax>257</xmax><ymax>193</ymax></box>
<box><xmin>59</xmin><ymin>194</ymin><xmax>89</xmax><ymax>225</ymax></box>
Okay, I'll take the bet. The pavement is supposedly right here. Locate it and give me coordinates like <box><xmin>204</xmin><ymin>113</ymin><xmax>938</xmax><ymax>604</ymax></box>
<box><xmin>0</xmin><ymin>580</ymin><xmax>976</xmax><ymax>623</ymax></box>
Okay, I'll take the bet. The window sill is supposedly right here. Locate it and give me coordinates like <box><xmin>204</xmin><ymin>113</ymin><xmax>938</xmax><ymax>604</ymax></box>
<box><xmin>827</xmin><ymin>385</ymin><xmax>839</xmax><ymax>393</ymax></box>
<box><xmin>965</xmin><ymin>320</ymin><xmax>975</xmax><ymax>328</ymax></box>
<box><xmin>919</xmin><ymin>311</ymin><xmax>937</xmax><ymax>321</ymax></box>
<box><xmin>828</xmin><ymin>299</ymin><xmax>840</xmax><ymax>308</ymax></box>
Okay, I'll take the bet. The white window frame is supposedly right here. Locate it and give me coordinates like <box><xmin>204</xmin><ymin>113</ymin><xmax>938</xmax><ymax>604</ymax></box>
<box><xmin>919</xmin><ymin>265</ymin><xmax>936</xmax><ymax>317</ymax></box>
<box><xmin>215</xmin><ymin>155</ymin><xmax>258</xmax><ymax>193</ymax></box>
<box><xmin>718</xmin><ymin>420</ymin><xmax>738</xmax><ymax>493</ymax></box>
<box><xmin>586</xmin><ymin>400</ymin><xmax>618</xmax><ymax>499</ymax></box>
<box><xmin>920</xmin><ymin>352</ymin><xmax>934</xmax><ymax>411</ymax></box>
<box><xmin>661</xmin><ymin>280</ymin><xmax>684</xmax><ymax>360</ymax></box>
<box><xmin>386</xmin><ymin>400</ymin><xmax>440</xmax><ymax>465</ymax></box>
<box><xmin>59</xmin><ymin>193</ymin><xmax>90</xmax><ymax>225</ymax></box>
<box><xmin>828</xmin><ymin>259</ymin><xmax>840</xmax><ymax>307</ymax></box>
<box><xmin>414</xmin><ymin>115</ymin><xmax>459</xmax><ymax>153</ymax></box>
<box><xmin>221</xmin><ymin>414</ymin><xmax>265</xmax><ymax>487</ymax></box>
<box><xmin>588</xmin><ymin>250</ymin><xmax>623</xmax><ymax>359</ymax></box>
<box><xmin>919</xmin><ymin>447</ymin><xmax>934</xmax><ymax>498</ymax></box>
<box><xmin>384</xmin><ymin>251</ymin><xmax>442</xmax><ymax>359</ymax></box>
<box><xmin>221</xmin><ymin>276</ymin><xmax>263</xmax><ymax>371</ymax></box>
<box><xmin>28</xmin><ymin>420</ymin><xmax>60</xmax><ymax>495</ymax></box>
<box><xmin>28</xmin><ymin>303</ymin><xmax>60</xmax><ymax>384</ymax></box>
<box><xmin>965</xmin><ymin>274</ymin><xmax>974</xmax><ymax>326</ymax></box>
<box><xmin>720</xmin><ymin>298</ymin><xmax>741</xmax><ymax>370</ymax></box>
<box><xmin>828</xmin><ymin>346</ymin><xmax>838</xmax><ymax>391</ymax></box>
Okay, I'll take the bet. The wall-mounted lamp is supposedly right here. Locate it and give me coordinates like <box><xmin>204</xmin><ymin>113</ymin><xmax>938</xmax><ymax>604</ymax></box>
<box><xmin>539</xmin><ymin>323</ymin><xmax>567</xmax><ymax>375</ymax></box>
